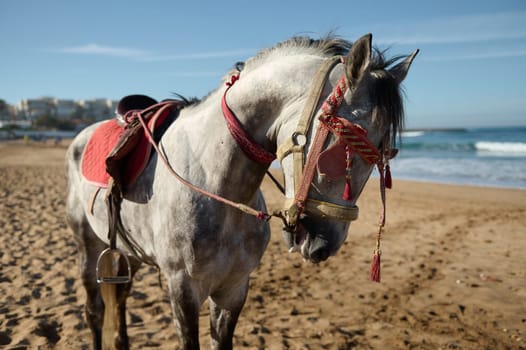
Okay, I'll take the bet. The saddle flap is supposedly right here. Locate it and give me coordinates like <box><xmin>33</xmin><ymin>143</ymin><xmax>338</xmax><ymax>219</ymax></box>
<box><xmin>106</xmin><ymin>103</ymin><xmax>175</xmax><ymax>190</ymax></box>
<box><xmin>105</xmin><ymin>122</ymin><xmax>152</xmax><ymax>192</ymax></box>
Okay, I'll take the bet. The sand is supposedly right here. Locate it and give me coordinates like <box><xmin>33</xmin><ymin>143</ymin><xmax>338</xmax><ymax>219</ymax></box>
<box><xmin>0</xmin><ymin>140</ymin><xmax>525</xmax><ymax>349</ymax></box>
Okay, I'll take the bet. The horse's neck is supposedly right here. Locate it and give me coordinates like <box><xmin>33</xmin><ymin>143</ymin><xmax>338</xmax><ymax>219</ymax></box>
<box><xmin>225</xmin><ymin>55</ymin><xmax>329</xmax><ymax>148</ymax></box>
<box><xmin>161</xmin><ymin>56</ymin><xmax>324</xmax><ymax>202</ymax></box>
<box><xmin>160</xmin><ymin>89</ymin><xmax>268</xmax><ymax>204</ymax></box>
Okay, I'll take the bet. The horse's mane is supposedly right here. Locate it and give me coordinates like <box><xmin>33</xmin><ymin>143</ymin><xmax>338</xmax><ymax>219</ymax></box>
<box><xmin>202</xmin><ymin>35</ymin><xmax>406</xmax><ymax>147</ymax></box>
<box><xmin>244</xmin><ymin>34</ymin><xmax>401</xmax><ymax>71</ymax></box>
<box><xmin>248</xmin><ymin>36</ymin><xmax>353</xmax><ymax>65</ymax></box>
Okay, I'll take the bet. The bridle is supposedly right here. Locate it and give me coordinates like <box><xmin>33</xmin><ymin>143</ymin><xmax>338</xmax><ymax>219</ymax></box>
<box><xmin>221</xmin><ymin>56</ymin><xmax>395</xmax><ymax>281</ymax></box>
<box><xmin>139</xmin><ymin>55</ymin><xmax>395</xmax><ymax>281</ymax></box>
<box><xmin>276</xmin><ymin>57</ymin><xmax>364</xmax><ymax>228</ymax></box>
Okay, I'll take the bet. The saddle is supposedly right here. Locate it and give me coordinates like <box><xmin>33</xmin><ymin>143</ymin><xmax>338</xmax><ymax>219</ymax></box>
<box><xmin>81</xmin><ymin>95</ymin><xmax>183</xmax><ymax>193</ymax></box>
<box><xmin>82</xmin><ymin>95</ymin><xmax>185</xmax><ymax>274</ymax></box>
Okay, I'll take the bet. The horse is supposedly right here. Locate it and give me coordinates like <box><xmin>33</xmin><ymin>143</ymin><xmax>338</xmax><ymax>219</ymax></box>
<box><xmin>65</xmin><ymin>33</ymin><xmax>418</xmax><ymax>349</ymax></box>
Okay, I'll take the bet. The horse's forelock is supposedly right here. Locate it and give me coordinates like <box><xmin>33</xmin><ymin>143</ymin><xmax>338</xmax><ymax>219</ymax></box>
<box><xmin>370</xmin><ymin>71</ymin><xmax>404</xmax><ymax>149</ymax></box>
<box><xmin>369</xmin><ymin>49</ymin><xmax>407</xmax><ymax>149</ymax></box>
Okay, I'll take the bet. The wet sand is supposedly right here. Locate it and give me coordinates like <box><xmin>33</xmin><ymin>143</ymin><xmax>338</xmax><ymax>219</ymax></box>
<box><xmin>1</xmin><ymin>141</ymin><xmax>525</xmax><ymax>349</ymax></box>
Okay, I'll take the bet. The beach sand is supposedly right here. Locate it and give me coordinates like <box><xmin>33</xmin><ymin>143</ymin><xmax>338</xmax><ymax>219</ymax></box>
<box><xmin>1</xmin><ymin>141</ymin><xmax>525</xmax><ymax>349</ymax></box>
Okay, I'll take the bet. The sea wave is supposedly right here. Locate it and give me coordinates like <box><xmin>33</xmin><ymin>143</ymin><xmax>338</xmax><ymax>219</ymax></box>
<box><xmin>475</xmin><ymin>141</ymin><xmax>526</xmax><ymax>154</ymax></box>
<box><xmin>401</xmin><ymin>142</ymin><xmax>475</xmax><ymax>152</ymax></box>
<box><xmin>401</xmin><ymin>141</ymin><xmax>526</xmax><ymax>155</ymax></box>
<box><xmin>401</xmin><ymin>131</ymin><xmax>425</xmax><ymax>138</ymax></box>
<box><xmin>389</xmin><ymin>157</ymin><xmax>526</xmax><ymax>189</ymax></box>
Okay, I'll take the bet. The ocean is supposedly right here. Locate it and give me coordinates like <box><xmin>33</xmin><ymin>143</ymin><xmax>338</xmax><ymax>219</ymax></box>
<box><xmin>4</xmin><ymin>126</ymin><xmax>524</xmax><ymax>189</ymax></box>
<box><xmin>387</xmin><ymin>126</ymin><xmax>526</xmax><ymax>189</ymax></box>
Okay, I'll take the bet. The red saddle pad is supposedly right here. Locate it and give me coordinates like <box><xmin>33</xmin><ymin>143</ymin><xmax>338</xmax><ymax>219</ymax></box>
<box><xmin>81</xmin><ymin>120</ymin><xmax>136</xmax><ymax>188</ymax></box>
<box><xmin>80</xmin><ymin>106</ymin><xmax>174</xmax><ymax>188</ymax></box>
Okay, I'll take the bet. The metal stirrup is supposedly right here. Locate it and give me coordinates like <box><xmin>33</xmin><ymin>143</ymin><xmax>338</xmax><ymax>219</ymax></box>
<box><xmin>96</xmin><ymin>248</ymin><xmax>132</xmax><ymax>284</ymax></box>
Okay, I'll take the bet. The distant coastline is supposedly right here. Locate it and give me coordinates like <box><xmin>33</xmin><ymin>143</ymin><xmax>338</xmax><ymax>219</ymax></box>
<box><xmin>0</xmin><ymin>129</ymin><xmax>77</xmax><ymax>141</ymax></box>
<box><xmin>404</xmin><ymin>127</ymin><xmax>467</xmax><ymax>133</ymax></box>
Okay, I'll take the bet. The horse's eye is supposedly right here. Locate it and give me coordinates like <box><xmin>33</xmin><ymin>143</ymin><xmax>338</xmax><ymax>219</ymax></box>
<box><xmin>351</xmin><ymin>109</ymin><xmax>365</xmax><ymax>118</ymax></box>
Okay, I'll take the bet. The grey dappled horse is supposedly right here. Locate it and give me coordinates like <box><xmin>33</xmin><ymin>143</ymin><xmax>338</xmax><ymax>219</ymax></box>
<box><xmin>65</xmin><ymin>34</ymin><xmax>417</xmax><ymax>349</ymax></box>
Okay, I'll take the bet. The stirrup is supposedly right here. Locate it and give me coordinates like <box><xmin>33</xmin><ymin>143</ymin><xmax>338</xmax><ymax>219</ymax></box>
<box><xmin>96</xmin><ymin>248</ymin><xmax>132</xmax><ymax>284</ymax></box>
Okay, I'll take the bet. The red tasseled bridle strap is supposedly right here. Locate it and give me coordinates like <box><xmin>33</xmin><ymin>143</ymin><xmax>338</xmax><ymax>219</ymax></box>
<box><xmin>221</xmin><ymin>66</ymin><xmax>392</xmax><ymax>282</ymax></box>
<box><xmin>293</xmin><ymin>76</ymin><xmax>384</xmax><ymax>207</ymax></box>
<box><xmin>221</xmin><ymin>74</ymin><xmax>277</xmax><ymax>164</ymax></box>
<box><xmin>292</xmin><ymin>75</ymin><xmax>392</xmax><ymax>282</ymax></box>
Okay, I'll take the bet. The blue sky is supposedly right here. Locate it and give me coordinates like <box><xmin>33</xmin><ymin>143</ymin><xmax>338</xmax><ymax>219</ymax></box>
<box><xmin>1</xmin><ymin>0</ymin><xmax>525</xmax><ymax>128</ymax></box>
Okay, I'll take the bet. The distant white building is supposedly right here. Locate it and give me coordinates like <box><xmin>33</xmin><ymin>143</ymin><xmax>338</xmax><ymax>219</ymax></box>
<box><xmin>0</xmin><ymin>103</ymin><xmax>16</xmax><ymax>120</ymax></box>
<box><xmin>80</xmin><ymin>98</ymin><xmax>113</xmax><ymax>121</ymax></box>
<box><xmin>18</xmin><ymin>97</ymin><xmax>55</xmax><ymax>120</ymax></box>
<box><xmin>55</xmin><ymin>99</ymin><xmax>79</xmax><ymax>120</ymax></box>
<box><xmin>7</xmin><ymin>97</ymin><xmax>121</xmax><ymax>124</ymax></box>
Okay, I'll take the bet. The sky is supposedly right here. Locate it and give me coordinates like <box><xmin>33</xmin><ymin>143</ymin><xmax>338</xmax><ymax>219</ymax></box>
<box><xmin>1</xmin><ymin>0</ymin><xmax>525</xmax><ymax>129</ymax></box>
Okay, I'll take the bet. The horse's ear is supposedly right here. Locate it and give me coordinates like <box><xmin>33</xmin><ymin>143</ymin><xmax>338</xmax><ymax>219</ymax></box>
<box><xmin>345</xmin><ymin>33</ymin><xmax>372</xmax><ymax>89</ymax></box>
<box><xmin>389</xmin><ymin>49</ymin><xmax>419</xmax><ymax>84</ymax></box>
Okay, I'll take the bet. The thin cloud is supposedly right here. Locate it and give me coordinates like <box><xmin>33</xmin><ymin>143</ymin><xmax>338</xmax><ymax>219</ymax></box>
<box><xmin>57</xmin><ymin>44</ymin><xmax>149</xmax><ymax>57</ymax></box>
<box><xmin>55</xmin><ymin>44</ymin><xmax>255</xmax><ymax>61</ymax></box>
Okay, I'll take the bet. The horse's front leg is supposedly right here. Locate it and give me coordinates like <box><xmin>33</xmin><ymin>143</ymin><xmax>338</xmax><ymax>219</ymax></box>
<box><xmin>209</xmin><ymin>278</ymin><xmax>249</xmax><ymax>350</ymax></box>
<box><xmin>166</xmin><ymin>271</ymin><xmax>202</xmax><ymax>349</ymax></box>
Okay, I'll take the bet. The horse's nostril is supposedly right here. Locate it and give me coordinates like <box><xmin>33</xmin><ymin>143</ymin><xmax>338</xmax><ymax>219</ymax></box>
<box><xmin>309</xmin><ymin>247</ymin><xmax>330</xmax><ymax>263</ymax></box>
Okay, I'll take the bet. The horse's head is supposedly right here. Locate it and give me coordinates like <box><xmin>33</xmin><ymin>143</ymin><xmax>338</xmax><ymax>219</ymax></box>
<box><xmin>277</xmin><ymin>34</ymin><xmax>418</xmax><ymax>263</ymax></box>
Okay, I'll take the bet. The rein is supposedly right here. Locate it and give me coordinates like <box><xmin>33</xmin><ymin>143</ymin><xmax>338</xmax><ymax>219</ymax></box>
<box><xmin>134</xmin><ymin>108</ymin><xmax>273</xmax><ymax>221</ymax></box>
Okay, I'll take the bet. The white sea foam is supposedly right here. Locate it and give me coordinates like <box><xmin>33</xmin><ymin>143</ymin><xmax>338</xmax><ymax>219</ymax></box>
<box><xmin>402</xmin><ymin>131</ymin><xmax>425</xmax><ymax>138</ymax></box>
<box><xmin>475</xmin><ymin>141</ymin><xmax>526</xmax><ymax>154</ymax></box>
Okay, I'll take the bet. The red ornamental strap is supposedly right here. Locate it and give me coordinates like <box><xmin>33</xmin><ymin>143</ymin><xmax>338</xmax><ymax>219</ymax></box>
<box><xmin>321</xmin><ymin>76</ymin><xmax>347</xmax><ymax>115</ymax></box>
<box><xmin>321</xmin><ymin>115</ymin><xmax>381</xmax><ymax>164</ymax></box>
<box><xmin>221</xmin><ymin>74</ymin><xmax>276</xmax><ymax>165</ymax></box>
<box><xmin>317</xmin><ymin>74</ymin><xmax>390</xmax><ymax>283</ymax></box>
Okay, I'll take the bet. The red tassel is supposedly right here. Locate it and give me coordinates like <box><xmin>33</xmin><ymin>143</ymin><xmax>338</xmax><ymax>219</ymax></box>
<box><xmin>384</xmin><ymin>164</ymin><xmax>392</xmax><ymax>189</ymax></box>
<box><xmin>342</xmin><ymin>176</ymin><xmax>352</xmax><ymax>201</ymax></box>
<box><xmin>370</xmin><ymin>250</ymin><xmax>381</xmax><ymax>282</ymax></box>
<box><xmin>370</xmin><ymin>224</ymin><xmax>383</xmax><ymax>282</ymax></box>
<box><xmin>343</xmin><ymin>146</ymin><xmax>352</xmax><ymax>201</ymax></box>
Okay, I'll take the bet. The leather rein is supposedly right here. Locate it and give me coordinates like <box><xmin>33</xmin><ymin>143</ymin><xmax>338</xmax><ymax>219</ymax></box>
<box><xmin>137</xmin><ymin>56</ymin><xmax>393</xmax><ymax>281</ymax></box>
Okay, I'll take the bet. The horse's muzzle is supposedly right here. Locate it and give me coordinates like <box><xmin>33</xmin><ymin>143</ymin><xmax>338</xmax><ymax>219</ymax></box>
<box><xmin>282</xmin><ymin>216</ymin><xmax>348</xmax><ymax>263</ymax></box>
